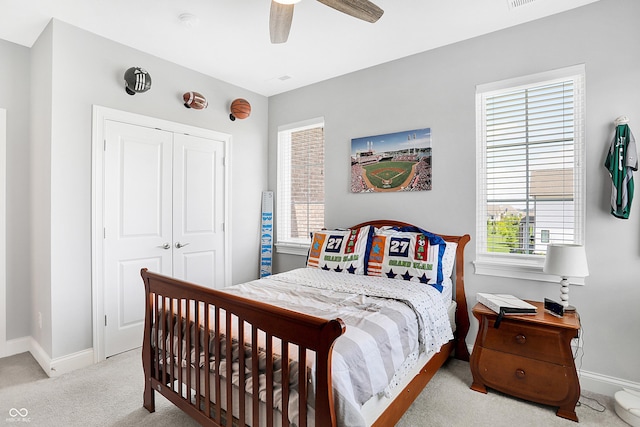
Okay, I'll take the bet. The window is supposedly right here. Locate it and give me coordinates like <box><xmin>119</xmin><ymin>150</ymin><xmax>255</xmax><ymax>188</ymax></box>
<box><xmin>475</xmin><ymin>65</ymin><xmax>586</xmax><ymax>280</ymax></box>
<box><xmin>276</xmin><ymin>118</ymin><xmax>325</xmax><ymax>255</ymax></box>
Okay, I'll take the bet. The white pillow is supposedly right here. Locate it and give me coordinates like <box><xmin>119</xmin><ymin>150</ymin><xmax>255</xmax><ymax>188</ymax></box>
<box><xmin>441</xmin><ymin>242</ymin><xmax>458</xmax><ymax>279</ymax></box>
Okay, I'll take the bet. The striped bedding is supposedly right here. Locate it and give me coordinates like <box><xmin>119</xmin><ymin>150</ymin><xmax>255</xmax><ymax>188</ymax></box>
<box><xmin>221</xmin><ymin>268</ymin><xmax>453</xmax><ymax>426</ymax></box>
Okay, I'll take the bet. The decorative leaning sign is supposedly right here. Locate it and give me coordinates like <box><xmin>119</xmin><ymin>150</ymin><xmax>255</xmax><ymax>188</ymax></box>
<box><xmin>350</xmin><ymin>127</ymin><xmax>432</xmax><ymax>193</ymax></box>
<box><xmin>260</xmin><ymin>191</ymin><xmax>274</xmax><ymax>278</ymax></box>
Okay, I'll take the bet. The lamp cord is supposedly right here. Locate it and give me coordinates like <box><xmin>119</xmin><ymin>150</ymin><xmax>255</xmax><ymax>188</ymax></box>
<box><xmin>573</xmin><ymin>317</ymin><xmax>607</xmax><ymax>413</ymax></box>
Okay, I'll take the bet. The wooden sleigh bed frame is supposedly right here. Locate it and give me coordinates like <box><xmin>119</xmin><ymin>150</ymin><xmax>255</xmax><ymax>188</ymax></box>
<box><xmin>141</xmin><ymin>220</ymin><xmax>471</xmax><ymax>426</ymax></box>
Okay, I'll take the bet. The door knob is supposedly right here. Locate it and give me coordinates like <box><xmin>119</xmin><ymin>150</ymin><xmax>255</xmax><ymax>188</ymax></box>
<box><xmin>157</xmin><ymin>243</ymin><xmax>170</xmax><ymax>250</ymax></box>
<box><xmin>175</xmin><ymin>242</ymin><xmax>190</xmax><ymax>249</ymax></box>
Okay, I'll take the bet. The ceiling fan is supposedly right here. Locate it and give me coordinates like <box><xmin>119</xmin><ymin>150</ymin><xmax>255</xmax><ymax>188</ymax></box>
<box><xmin>269</xmin><ymin>0</ymin><xmax>384</xmax><ymax>44</ymax></box>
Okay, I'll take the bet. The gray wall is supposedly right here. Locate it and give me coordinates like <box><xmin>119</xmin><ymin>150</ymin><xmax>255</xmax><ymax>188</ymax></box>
<box><xmin>26</xmin><ymin>20</ymin><xmax>268</xmax><ymax>359</ymax></box>
<box><xmin>0</xmin><ymin>38</ymin><xmax>32</xmax><ymax>342</ymax></box>
<box><xmin>269</xmin><ymin>0</ymin><xmax>640</xmax><ymax>388</ymax></box>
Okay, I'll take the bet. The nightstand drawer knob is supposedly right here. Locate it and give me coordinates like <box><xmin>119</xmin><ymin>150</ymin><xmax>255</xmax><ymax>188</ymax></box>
<box><xmin>515</xmin><ymin>369</ymin><xmax>526</xmax><ymax>379</ymax></box>
<box><xmin>515</xmin><ymin>334</ymin><xmax>526</xmax><ymax>344</ymax></box>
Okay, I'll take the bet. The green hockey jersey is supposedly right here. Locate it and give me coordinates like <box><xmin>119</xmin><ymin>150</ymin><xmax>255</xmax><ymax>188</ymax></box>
<box><xmin>605</xmin><ymin>124</ymin><xmax>638</xmax><ymax>219</ymax></box>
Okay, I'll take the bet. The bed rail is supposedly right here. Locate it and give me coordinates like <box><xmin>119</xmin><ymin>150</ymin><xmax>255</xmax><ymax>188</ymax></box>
<box><xmin>141</xmin><ymin>269</ymin><xmax>346</xmax><ymax>427</ymax></box>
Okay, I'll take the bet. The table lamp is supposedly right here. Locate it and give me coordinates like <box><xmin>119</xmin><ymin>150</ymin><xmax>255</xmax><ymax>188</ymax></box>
<box><xmin>543</xmin><ymin>244</ymin><xmax>589</xmax><ymax>312</ymax></box>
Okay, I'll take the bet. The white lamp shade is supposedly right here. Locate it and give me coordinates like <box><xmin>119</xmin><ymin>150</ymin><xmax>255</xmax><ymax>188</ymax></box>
<box><xmin>543</xmin><ymin>244</ymin><xmax>589</xmax><ymax>278</ymax></box>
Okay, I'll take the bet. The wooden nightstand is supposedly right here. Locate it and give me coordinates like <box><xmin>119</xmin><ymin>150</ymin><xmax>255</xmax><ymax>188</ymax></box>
<box><xmin>470</xmin><ymin>301</ymin><xmax>581</xmax><ymax>422</ymax></box>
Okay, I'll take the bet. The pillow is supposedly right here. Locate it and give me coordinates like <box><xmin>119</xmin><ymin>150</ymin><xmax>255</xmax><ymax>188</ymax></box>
<box><xmin>366</xmin><ymin>226</ymin><xmax>446</xmax><ymax>291</ymax></box>
<box><xmin>307</xmin><ymin>226</ymin><xmax>373</xmax><ymax>274</ymax></box>
<box><xmin>441</xmin><ymin>242</ymin><xmax>458</xmax><ymax>279</ymax></box>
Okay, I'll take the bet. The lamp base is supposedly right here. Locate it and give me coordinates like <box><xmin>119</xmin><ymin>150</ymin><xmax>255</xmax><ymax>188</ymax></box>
<box><xmin>559</xmin><ymin>277</ymin><xmax>576</xmax><ymax>313</ymax></box>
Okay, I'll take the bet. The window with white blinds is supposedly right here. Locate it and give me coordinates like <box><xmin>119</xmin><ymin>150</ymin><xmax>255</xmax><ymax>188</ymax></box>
<box><xmin>475</xmin><ymin>66</ymin><xmax>585</xmax><ymax>276</ymax></box>
<box><xmin>276</xmin><ymin>118</ymin><xmax>325</xmax><ymax>254</ymax></box>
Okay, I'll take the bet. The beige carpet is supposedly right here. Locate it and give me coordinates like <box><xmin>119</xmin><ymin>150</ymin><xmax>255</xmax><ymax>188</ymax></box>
<box><xmin>0</xmin><ymin>349</ymin><xmax>628</xmax><ymax>426</ymax></box>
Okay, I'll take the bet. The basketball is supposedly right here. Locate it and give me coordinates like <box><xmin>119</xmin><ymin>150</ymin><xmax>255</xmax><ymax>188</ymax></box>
<box><xmin>183</xmin><ymin>91</ymin><xmax>208</xmax><ymax>110</ymax></box>
<box><xmin>230</xmin><ymin>98</ymin><xmax>251</xmax><ymax>120</ymax></box>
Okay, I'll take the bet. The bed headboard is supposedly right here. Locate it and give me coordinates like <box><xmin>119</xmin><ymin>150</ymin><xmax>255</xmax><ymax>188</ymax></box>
<box><xmin>350</xmin><ymin>219</ymin><xmax>471</xmax><ymax>361</ymax></box>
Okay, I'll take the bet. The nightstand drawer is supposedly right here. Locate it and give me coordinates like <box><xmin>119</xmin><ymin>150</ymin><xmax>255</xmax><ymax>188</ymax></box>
<box><xmin>476</xmin><ymin>348</ymin><xmax>572</xmax><ymax>404</ymax></box>
<box><xmin>482</xmin><ymin>319</ymin><xmax>567</xmax><ymax>365</ymax></box>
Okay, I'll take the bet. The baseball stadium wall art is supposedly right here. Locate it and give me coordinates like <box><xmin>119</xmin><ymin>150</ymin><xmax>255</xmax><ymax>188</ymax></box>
<box><xmin>351</xmin><ymin>127</ymin><xmax>432</xmax><ymax>193</ymax></box>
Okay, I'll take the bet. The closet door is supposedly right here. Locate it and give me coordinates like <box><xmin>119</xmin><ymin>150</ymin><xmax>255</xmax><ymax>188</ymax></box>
<box><xmin>103</xmin><ymin>121</ymin><xmax>173</xmax><ymax>357</ymax></box>
<box><xmin>102</xmin><ymin>121</ymin><xmax>226</xmax><ymax>357</ymax></box>
<box><xmin>172</xmin><ymin>133</ymin><xmax>225</xmax><ymax>288</ymax></box>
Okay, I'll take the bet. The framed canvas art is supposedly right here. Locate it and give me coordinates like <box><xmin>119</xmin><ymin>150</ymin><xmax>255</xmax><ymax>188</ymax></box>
<box><xmin>351</xmin><ymin>127</ymin><xmax>432</xmax><ymax>193</ymax></box>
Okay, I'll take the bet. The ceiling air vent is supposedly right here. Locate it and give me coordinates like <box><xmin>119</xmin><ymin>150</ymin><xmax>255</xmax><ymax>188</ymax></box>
<box><xmin>508</xmin><ymin>0</ymin><xmax>537</xmax><ymax>10</ymax></box>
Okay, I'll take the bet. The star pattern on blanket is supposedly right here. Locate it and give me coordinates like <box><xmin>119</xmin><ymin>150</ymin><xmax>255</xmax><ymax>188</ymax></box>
<box><xmin>321</xmin><ymin>264</ymin><xmax>331</xmax><ymax>270</ymax></box>
<box><xmin>418</xmin><ymin>273</ymin><xmax>429</xmax><ymax>284</ymax></box>
<box><xmin>401</xmin><ymin>271</ymin><xmax>413</xmax><ymax>281</ymax></box>
<box><xmin>346</xmin><ymin>264</ymin><xmax>357</xmax><ymax>274</ymax></box>
<box><xmin>386</xmin><ymin>269</ymin><xmax>397</xmax><ymax>279</ymax></box>
<box><xmin>334</xmin><ymin>265</ymin><xmax>343</xmax><ymax>273</ymax></box>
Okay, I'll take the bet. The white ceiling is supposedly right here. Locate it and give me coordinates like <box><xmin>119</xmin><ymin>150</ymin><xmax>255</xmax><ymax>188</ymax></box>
<box><xmin>0</xmin><ymin>0</ymin><xmax>599</xmax><ymax>97</ymax></box>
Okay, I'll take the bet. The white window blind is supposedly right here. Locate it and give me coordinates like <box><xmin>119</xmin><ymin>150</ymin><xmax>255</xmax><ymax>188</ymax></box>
<box><xmin>276</xmin><ymin>118</ymin><xmax>325</xmax><ymax>253</ymax></box>
<box><xmin>476</xmin><ymin>66</ymin><xmax>585</xmax><ymax>272</ymax></box>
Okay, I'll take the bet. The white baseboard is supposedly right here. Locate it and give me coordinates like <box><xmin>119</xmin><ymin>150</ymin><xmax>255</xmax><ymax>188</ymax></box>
<box><xmin>49</xmin><ymin>348</ymin><xmax>94</xmax><ymax>377</ymax></box>
<box><xmin>465</xmin><ymin>343</ymin><xmax>639</xmax><ymax>397</ymax></box>
<box><xmin>28</xmin><ymin>338</ymin><xmax>53</xmax><ymax>376</ymax></box>
<box><xmin>578</xmin><ymin>369</ymin><xmax>640</xmax><ymax>397</ymax></box>
<box><xmin>3</xmin><ymin>336</ymin><xmax>94</xmax><ymax>377</ymax></box>
<box><xmin>4</xmin><ymin>336</ymin><xmax>31</xmax><ymax>356</ymax></box>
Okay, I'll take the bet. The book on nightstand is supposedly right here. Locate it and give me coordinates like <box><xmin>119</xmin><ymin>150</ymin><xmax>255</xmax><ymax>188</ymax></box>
<box><xmin>477</xmin><ymin>293</ymin><xmax>537</xmax><ymax>328</ymax></box>
<box><xmin>477</xmin><ymin>293</ymin><xmax>537</xmax><ymax>315</ymax></box>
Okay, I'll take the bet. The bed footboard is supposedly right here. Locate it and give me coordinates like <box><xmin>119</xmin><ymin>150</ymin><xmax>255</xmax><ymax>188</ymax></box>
<box><xmin>141</xmin><ymin>269</ymin><xmax>345</xmax><ymax>427</ymax></box>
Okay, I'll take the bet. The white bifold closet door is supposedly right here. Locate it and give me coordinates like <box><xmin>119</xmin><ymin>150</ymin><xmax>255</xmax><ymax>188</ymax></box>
<box><xmin>103</xmin><ymin>120</ymin><xmax>224</xmax><ymax>357</ymax></box>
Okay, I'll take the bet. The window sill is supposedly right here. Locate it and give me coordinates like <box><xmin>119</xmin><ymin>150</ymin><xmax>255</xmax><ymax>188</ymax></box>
<box><xmin>275</xmin><ymin>242</ymin><xmax>309</xmax><ymax>257</ymax></box>
<box><xmin>473</xmin><ymin>258</ymin><xmax>585</xmax><ymax>285</ymax></box>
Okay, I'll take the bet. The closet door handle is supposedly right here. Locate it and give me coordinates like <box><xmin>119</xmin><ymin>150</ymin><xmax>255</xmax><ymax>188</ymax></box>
<box><xmin>158</xmin><ymin>243</ymin><xmax>171</xmax><ymax>250</ymax></box>
<box><xmin>175</xmin><ymin>242</ymin><xmax>190</xmax><ymax>249</ymax></box>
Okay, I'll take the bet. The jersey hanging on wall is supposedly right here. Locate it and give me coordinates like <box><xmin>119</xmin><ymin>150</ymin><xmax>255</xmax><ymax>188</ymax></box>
<box><xmin>605</xmin><ymin>124</ymin><xmax>638</xmax><ymax>219</ymax></box>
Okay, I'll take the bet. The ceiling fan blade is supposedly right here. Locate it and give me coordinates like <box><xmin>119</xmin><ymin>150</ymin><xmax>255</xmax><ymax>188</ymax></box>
<box><xmin>270</xmin><ymin>1</ymin><xmax>294</xmax><ymax>44</ymax></box>
<box><xmin>316</xmin><ymin>0</ymin><xmax>383</xmax><ymax>23</ymax></box>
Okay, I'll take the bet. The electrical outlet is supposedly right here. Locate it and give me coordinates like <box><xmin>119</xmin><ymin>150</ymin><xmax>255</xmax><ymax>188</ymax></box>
<box><xmin>38</xmin><ymin>312</ymin><xmax>42</xmax><ymax>329</ymax></box>
<box><xmin>571</xmin><ymin>334</ymin><xmax>583</xmax><ymax>350</ymax></box>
